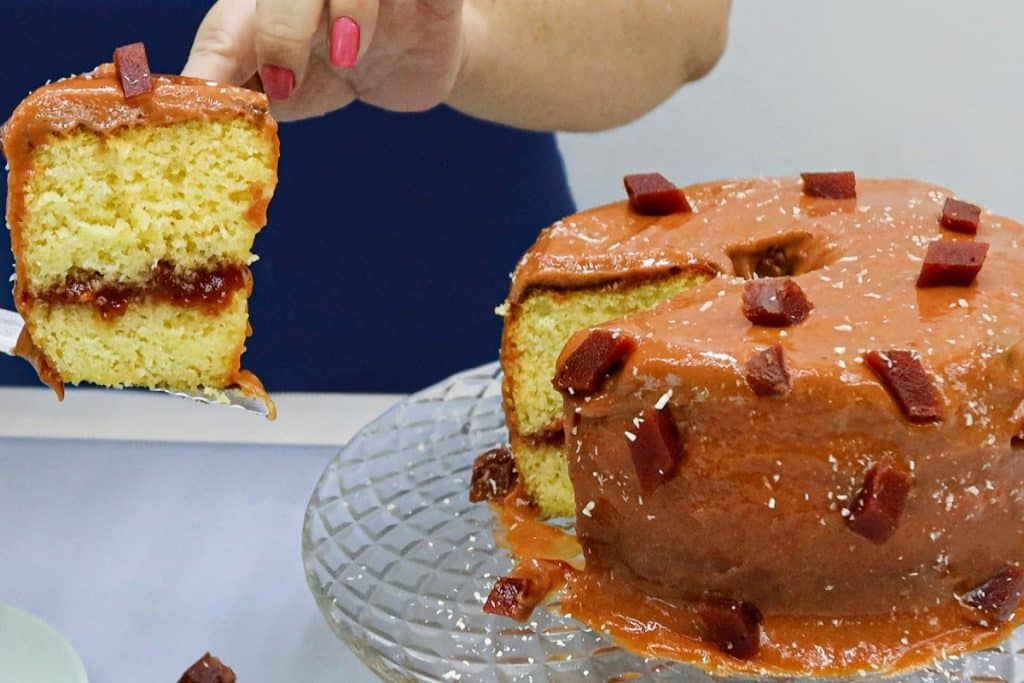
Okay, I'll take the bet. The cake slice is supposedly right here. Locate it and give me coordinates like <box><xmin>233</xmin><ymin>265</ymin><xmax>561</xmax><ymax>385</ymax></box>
<box><xmin>3</xmin><ymin>44</ymin><xmax>279</xmax><ymax>416</ymax></box>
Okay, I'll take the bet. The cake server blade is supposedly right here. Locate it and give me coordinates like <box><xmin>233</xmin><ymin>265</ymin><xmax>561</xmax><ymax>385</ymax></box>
<box><xmin>0</xmin><ymin>307</ymin><xmax>22</xmax><ymax>356</ymax></box>
<box><xmin>160</xmin><ymin>387</ymin><xmax>270</xmax><ymax>416</ymax></box>
<box><xmin>0</xmin><ymin>307</ymin><xmax>268</xmax><ymax>416</ymax></box>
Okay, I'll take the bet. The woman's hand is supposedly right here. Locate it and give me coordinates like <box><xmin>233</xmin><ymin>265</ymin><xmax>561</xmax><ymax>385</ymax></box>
<box><xmin>183</xmin><ymin>0</ymin><xmax>465</xmax><ymax>121</ymax></box>
<box><xmin>184</xmin><ymin>0</ymin><xmax>732</xmax><ymax>131</ymax></box>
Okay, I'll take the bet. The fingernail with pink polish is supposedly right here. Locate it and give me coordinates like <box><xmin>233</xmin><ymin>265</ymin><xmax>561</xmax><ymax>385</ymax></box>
<box><xmin>260</xmin><ymin>65</ymin><xmax>294</xmax><ymax>100</ymax></box>
<box><xmin>330</xmin><ymin>17</ymin><xmax>361</xmax><ymax>68</ymax></box>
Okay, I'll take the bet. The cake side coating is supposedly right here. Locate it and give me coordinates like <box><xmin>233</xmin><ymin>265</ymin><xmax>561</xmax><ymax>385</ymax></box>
<box><xmin>551</xmin><ymin>177</ymin><xmax>1024</xmax><ymax>619</ymax></box>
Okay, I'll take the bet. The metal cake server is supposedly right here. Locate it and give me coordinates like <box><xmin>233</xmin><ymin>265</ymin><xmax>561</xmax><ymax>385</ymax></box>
<box><xmin>0</xmin><ymin>307</ymin><xmax>268</xmax><ymax>416</ymax></box>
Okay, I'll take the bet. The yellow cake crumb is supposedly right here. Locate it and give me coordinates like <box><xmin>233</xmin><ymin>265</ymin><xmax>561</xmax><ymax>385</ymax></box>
<box><xmin>512</xmin><ymin>438</ymin><xmax>577</xmax><ymax>518</ymax></box>
<box><xmin>24</xmin><ymin>292</ymin><xmax>249</xmax><ymax>390</ymax></box>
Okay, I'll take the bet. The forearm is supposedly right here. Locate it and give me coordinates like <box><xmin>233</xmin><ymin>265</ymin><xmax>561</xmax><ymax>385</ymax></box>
<box><xmin>448</xmin><ymin>0</ymin><xmax>731</xmax><ymax>132</ymax></box>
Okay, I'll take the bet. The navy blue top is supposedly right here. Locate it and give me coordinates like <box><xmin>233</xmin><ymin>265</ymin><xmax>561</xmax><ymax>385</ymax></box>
<box><xmin>0</xmin><ymin>1</ymin><xmax>575</xmax><ymax>392</ymax></box>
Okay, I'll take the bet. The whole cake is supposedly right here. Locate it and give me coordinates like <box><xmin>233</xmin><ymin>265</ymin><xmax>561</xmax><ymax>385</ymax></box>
<box><xmin>2</xmin><ymin>44</ymin><xmax>278</xmax><ymax>415</ymax></box>
<box><xmin>493</xmin><ymin>172</ymin><xmax>1024</xmax><ymax>673</ymax></box>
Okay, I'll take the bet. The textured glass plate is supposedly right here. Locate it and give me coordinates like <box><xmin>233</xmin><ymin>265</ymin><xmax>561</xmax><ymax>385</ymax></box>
<box><xmin>302</xmin><ymin>362</ymin><xmax>1024</xmax><ymax>683</ymax></box>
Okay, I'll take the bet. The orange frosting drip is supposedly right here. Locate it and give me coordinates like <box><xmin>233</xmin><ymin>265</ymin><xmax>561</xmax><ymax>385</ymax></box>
<box><xmin>12</xmin><ymin>327</ymin><xmax>64</xmax><ymax>400</ymax></box>
<box><xmin>562</xmin><ymin>572</ymin><xmax>1018</xmax><ymax>677</ymax></box>
<box><xmin>493</xmin><ymin>492</ymin><xmax>583</xmax><ymax>569</ymax></box>
<box><xmin>494</xmin><ymin>495</ymin><xmax>1023</xmax><ymax>677</ymax></box>
<box><xmin>233</xmin><ymin>370</ymin><xmax>277</xmax><ymax>421</ymax></box>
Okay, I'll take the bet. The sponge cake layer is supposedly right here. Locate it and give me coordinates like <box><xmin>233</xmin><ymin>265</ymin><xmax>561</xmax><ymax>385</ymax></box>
<box><xmin>17</xmin><ymin>120</ymin><xmax>275</xmax><ymax>292</ymax></box>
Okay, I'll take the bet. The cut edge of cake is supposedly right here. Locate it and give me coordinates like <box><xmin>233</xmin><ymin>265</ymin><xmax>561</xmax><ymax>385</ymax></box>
<box><xmin>499</xmin><ymin>272</ymin><xmax>707</xmax><ymax>517</ymax></box>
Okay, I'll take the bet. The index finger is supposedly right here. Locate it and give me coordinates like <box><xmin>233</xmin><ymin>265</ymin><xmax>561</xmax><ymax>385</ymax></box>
<box><xmin>182</xmin><ymin>0</ymin><xmax>260</xmax><ymax>85</ymax></box>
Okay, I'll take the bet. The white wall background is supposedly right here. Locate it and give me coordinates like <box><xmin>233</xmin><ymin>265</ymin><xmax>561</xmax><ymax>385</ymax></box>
<box><xmin>559</xmin><ymin>1</ymin><xmax>1024</xmax><ymax>220</ymax></box>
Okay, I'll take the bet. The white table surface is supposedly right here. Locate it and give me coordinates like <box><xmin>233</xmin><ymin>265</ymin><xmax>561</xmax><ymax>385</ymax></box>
<box><xmin>0</xmin><ymin>386</ymin><xmax>402</xmax><ymax>683</ymax></box>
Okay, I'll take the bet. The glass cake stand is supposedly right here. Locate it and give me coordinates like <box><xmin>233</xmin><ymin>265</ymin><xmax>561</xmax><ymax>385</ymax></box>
<box><xmin>301</xmin><ymin>362</ymin><xmax>1024</xmax><ymax>682</ymax></box>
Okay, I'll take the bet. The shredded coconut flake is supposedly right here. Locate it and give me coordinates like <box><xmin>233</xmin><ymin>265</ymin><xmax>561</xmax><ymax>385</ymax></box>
<box><xmin>654</xmin><ymin>389</ymin><xmax>673</xmax><ymax>410</ymax></box>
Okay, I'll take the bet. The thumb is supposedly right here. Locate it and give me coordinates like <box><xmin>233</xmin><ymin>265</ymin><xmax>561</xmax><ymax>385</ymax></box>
<box><xmin>182</xmin><ymin>0</ymin><xmax>259</xmax><ymax>85</ymax></box>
